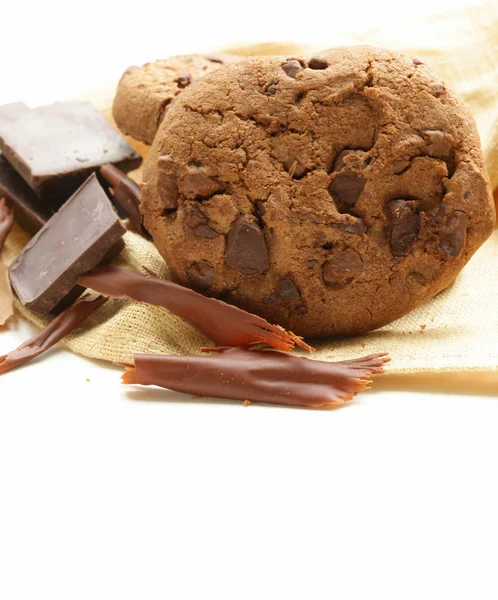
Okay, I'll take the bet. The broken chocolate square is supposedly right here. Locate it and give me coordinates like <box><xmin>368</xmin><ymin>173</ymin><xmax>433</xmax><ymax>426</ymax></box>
<box><xmin>0</xmin><ymin>101</ymin><xmax>141</xmax><ymax>198</ymax></box>
<box><xmin>9</xmin><ymin>173</ymin><xmax>126</xmax><ymax>313</ymax></box>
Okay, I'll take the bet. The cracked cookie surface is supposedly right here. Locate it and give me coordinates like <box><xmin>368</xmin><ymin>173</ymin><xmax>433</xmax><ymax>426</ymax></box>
<box><xmin>140</xmin><ymin>46</ymin><xmax>495</xmax><ymax>337</ymax></box>
<box><xmin>113</xmin><ymin>54</ymin><xmax>238</xmax><ymax>145</ymax></box>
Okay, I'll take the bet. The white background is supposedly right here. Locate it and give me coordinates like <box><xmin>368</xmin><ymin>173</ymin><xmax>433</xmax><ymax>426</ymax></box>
<box><xmin>1</xmin><ymin>1</ymin><xmax>498</xmax><ymax>599</ymax></box>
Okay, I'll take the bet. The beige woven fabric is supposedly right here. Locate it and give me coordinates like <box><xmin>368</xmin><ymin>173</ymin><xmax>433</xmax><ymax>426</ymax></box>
<box><xmin>3</xmin><ymin>1</ymin><xmax>498</xmax><ymax>374</ymax></box>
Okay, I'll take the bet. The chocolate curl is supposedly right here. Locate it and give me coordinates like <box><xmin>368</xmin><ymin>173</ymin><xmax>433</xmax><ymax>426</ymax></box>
<box><xmin>0</xmin><ymin>198</ymin><xmax>14</xmax><ymax>325</ymax></box>
<box><xmin>77</xmin><ymin>265</ymin><xmax>312</xmax><ymax>352</ymax></box>
<box><xmin>99</xmin><ymin>164</ymin><xmax>148</xmax><ymax>236</ymax></box>
<box><xmin>121</xmin><ymin>348</ymin><xmax>390</xmax><ymax>408</ymax></box>
<box><xmin>0</xmin><ymin>295</ymin><xmax>107</xmax><ymax>375</ymax></box>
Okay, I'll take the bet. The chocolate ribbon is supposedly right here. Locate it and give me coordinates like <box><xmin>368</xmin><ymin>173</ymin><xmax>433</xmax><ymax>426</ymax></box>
<box><xmin>122</xmin><ymin>348</ymin><xmax>390</xmax><ymax>408</ymax></box>
<box><xmin>0</xmin><ymin>295</ymin><xmax>107</xmax><ymax>375</ymax></box>
<box><xmin>77</xmin><ymin>265</ymin><xmax>312</xmax><ymax>352</ymax></box>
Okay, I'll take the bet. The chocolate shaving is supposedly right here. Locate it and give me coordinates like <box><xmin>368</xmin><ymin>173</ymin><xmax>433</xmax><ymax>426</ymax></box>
<box><xmin>0</xmin><ymin>295</ymin><xmax>107</xmax><ymax>375</ymax></box>
<box><xmin>0</xmin><ymin>197</ymin><xmax>13</xmax><ymax>249</ymax></box>
<box><xmin>121</xmin><ymin>348</ymin><xmax>390</xmax><ymax>408</ymax></box>
<box><xmin>77</xmin><ymin>265</ymin><xmax>312</xmax><ymax>352</ymax></box>
<box><xmin>99</xmin><ymin>164</ymin><xmax>148</xmax><ymax>236</ymax></box>
<box><xmin>0</xmin><ymin>197</ymin><xmax>14</xmax><ymax>325</ymax></box>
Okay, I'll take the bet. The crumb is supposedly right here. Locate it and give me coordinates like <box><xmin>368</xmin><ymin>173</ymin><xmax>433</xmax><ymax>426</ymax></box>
<box><xmin>243</xmin><ymin>399</ymin><xmax>251</xmax><ymax>407</ymax></box>
<box><xmin>420</xmin><ymin>324</ymin><xmax>426</xmax><ymax>332</ymax></box>
<box><xmin>85</xmin><ymin>378</ymin><xmax>90</xmax><ymax>382</ymax></box>
<box><xmin>408</xmin><ymin>331</ymin><xmax>412</xmax><ymax>334</ymax></box>
<box><xmin>361</xmin><ymin>343</ymin><xmax>366</xmax><ymax>348</ymax></box>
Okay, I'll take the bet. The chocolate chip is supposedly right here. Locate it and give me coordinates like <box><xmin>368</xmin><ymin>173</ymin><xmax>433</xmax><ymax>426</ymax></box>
<box><xmin>322</xmin><ymin>249</ymin><xmax>363</xmax><ymax>286</ymax></box>
<box><xmin>175</xmin><ymin>72</ymin><xmax>193</xmax><ymax>89</ymax></box>
<box><xmin>392</xmin><ymin>159</ymin><xmax>411</xmax><ymax>175</ymax></box>
<box><xmin>254</xmin><ymin>200</ymin><xmax>266</xmax><ymax>219</ymax></box>
<box><xmin>282</xmin><ymin>59</ymin><xmax>304</xmax><ymax>78</ymax></box>
<box><xmin>308</xmin><ymin>57</ymin><xmax>328</xmax><ymax>70</ymax></box>
<box><xmin>385</xmin><ymin>199</ymin><xmax>419</xmax><ymax>256</ymax></box>
<box><xmin>283</xmin><ymin>158</ymin><xmax>307</xmax><ymax>178</ymax></box>
<box><xmin>341</xmin><ymin>218</ymin><xmax>367</xmax><ymax>234</ymax></box>
<box><xmin>264</xmin><ymin>81</ymin><xmax>279</xmax><ymax>96</ymax></box>
<box><xmin>332</xmin><ymin>149</ymin><xmax>367</xmax><ymax>172</ymax></box>
<box><xmin>276</xmin><ymin>278</ymin><xmax>301</xmax><ymax>300</ymax></box>
<box><xmin>204</xmin><ymin>55</ymin><xmax>224</xmax><ymax>64</ymax></box>
<box><xmin>328</xmin><ymin>173</ymin><xmax>366</xmax><ymax>206</ymax></box>
<box><xmin>186</xmin><ymin>261</ymin><xmax>214</xmax><ymax>289</ymax></box>
<box><xmin>421</xmin><ymin>130</ymin><xmax>454</xmax><ymax>161</ymax></box>
<box><xmin>157</xmin><ymin>155</ymin><xmax>178</xmax><ymax>209</ymax></box>
<box><xmin>225</xmin><ymin>216</ymin><xmax>270</xmax><ymax>275</ymax></box>
<box><xmin>194</xmin><ymin>223</ymin><xmax>218</xmax><ymax>238</ymax></box>
<box><xmin>407</xmin><ymin>271</ymin><xmax>426</xmax><ymax>286</ymax></box>
<box><xmin>189</xmin><ymin>202</ymin><xmax>206</xmax><ymax>222</ymax></box>
<box><xmin>157</xmin><ymin>98</ymin><xmax>173</xmax><ymax>127</ymax></box>
<box><xmin>432</xmin><ymin>84</ymin><xmax>444</xmax><ymax>98</ymax></box>
<box><xmin>262</xmin><ymin>293</ymin><xmax>276</xmax><ymax>304</ymax></box>
<box><xmin>439</xmin><ymin>210</ymin><xmax>468</xmax><ymax>257</ymax></box>
<box><xmin>188</xmin><ymin>203</ymin><xmax>217</xmax><ymax>237</ymax></box>
<box><xmin>181</xmin><ymin>165</ymin><xmax>224</xmax><ymax>199</ymax></box>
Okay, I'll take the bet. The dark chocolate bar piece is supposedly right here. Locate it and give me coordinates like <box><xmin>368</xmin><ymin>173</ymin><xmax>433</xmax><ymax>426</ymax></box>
<box><xmin>0</xmin><ymin>155</ymin><xmax>63</xmax><ymax>234</ymax></box>
<box><xmin>122</xmin><ymin>348</ymin><xmax>391</xmax><ymax>408</ymax></box>
<box><xmin>0</xmin><ymin>102</ymin><xmax>30</xmax><ymax>127</ymax></box>
<box><xmin>77</xmin><ymin>265</ymin><xmax>312</xmax><ymax>352</ymax></box>
<box><xmin>0</xmin><ymin>101</ymin><xmax>141</xmax><ymax>198</ymax></box>
<box><xmin>49</xmin><ymin>238</ymin><xmax>125</xmax><ymax>315</ymax></box>
<box><xmin>9</xmin><ymin>173</ymin><xmax>126</xmax><ymax>313</ymax></box>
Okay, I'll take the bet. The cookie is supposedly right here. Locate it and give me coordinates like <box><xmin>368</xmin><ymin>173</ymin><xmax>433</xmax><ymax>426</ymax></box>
<box><xmin>140</xmin><ymin>46</ymin><xmax>495</xmax><ymax>338</ymax></box>
<box><xmin>112</xmin><ymin>54</ymin><xmax>238</xmax><ymax>145</ymax></box>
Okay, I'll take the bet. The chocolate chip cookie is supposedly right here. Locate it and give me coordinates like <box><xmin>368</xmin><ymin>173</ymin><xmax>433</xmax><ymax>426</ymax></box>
<box><xmin>140</xmin><ymin>46</ymin><xmax>495</xmax><ymax>338</ymax></box>
<box><xmin>113</xmin><ymin>54</ymin><xmax>238</xmax><ymax>145</ymax></box>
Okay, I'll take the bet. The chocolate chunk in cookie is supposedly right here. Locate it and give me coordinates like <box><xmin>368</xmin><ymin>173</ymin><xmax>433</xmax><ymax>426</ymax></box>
<box><xmin>157</xmin><ymin>155</ymin><xmax>179</xmax><ymax>210</ymax></box>
<box><xmin>322</xmin><ymin>249</ymin><xmax>363</xmax><ymax>286</ymax></box>
<box><xmin>175</xmin><ymin>72</ymin><xmax>193</xmax><ymax>89</ymax></box>
<box><xmin>385</xmin><ymin>199</ymin><xmax>419</xmax><ymax>257</ymax></box>
<box><xmin>181</xmin><ymin>165</ymin><xmax>224</xmax><ymax>199</ymax></box>
<box><xmin>439</xmin><ymin>210</ymin><xmax>468</xmax><ymax>257</ymax></box>
<box><xmin>328</xmin><ymin>173</ymin><xmax>367</xmax><ymax>207</ymax></box>
<box><xmin>341</xmin><ymin>218</ymin><xmax>367</xmax><ymax>234</ymax></box>
<box><xmin>281</xmin><ymin>59</ymin><xmax>304</xmax><ymax>78</ymax></box>
<box><xmin>308</xmin><ymin>57</ymin><xmax>328</xmax><ymax>70</ymax></box>
<box><xmin>276</xmin><ymin>278</ymin><xmax>301</xmax><ymax>300</ymax></box>
<box><xmin>225</xmin><ymin>216</ymin><xmax>269</xmax><ymax>275</ymax></box>
<box><xmin>187</xmin><ymin>261</ymin><xmax>214</xmax><ymax>289</ymax></box>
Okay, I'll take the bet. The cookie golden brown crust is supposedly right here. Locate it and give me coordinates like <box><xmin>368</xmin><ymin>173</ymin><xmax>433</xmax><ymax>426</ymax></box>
<box><xmin>112</xmin><ymin>54</ymin><xmax>238</xmax><ymax>145</ymax></box>
<box><xmin>141</xmin><ymin>46</ymin><xmax>495</xmax><ymax>338</ymax></box>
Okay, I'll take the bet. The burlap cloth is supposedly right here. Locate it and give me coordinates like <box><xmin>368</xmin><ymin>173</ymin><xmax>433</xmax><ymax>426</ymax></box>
<box><xmin>3</xmin><ymin>2</ymin><xmax>498</xmax><ymax>375</ymax></box>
